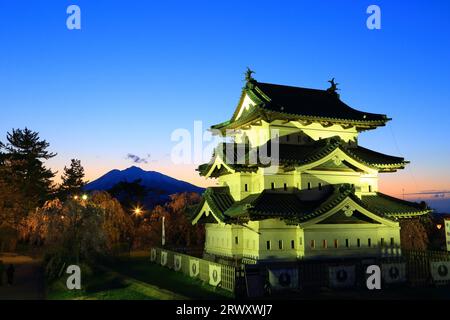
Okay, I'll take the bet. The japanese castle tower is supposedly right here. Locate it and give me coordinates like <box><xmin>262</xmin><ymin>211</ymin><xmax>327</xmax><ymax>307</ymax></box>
<box><xmin>192</xmin><ymin>70</ymin><xmax>430</xmax><ymax>261</ymax></box>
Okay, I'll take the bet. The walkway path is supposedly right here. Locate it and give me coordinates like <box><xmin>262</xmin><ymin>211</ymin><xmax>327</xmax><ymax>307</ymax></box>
<box><xmin>99</xmin><ymin>266</ymin><xmax>189</xmax><ymax>300</ymax></box>
<box><xmin>0</xmin><ymin>253</ymin><xmax>44</xmax><ymax>300</ymax></box>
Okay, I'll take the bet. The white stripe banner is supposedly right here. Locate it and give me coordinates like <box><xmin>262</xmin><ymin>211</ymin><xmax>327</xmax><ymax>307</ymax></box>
<box><xmin>329</xmin><ymin>265</ymin><xmax>355</xmax><ymax>288</ymax></box>
<box><xmin>268</xmin><ymin>268</ymin><xmax>298</xmax><ymax>290</ymax></box>
<box><xmin>430</xmin><ymin>261</ymin><xmax>450</xmax><ymax>281</ymax></box>
<box><xmin>209</xmin><ymin>264</ymin><xmax>222</xmax><ymax>286</ymax></box>
<box><xmin>189</xmin><ymin>259</ymin><xmax>199</xmax><ymax>278</ymax></box>
<box><xmin>382</xmin><ymin>263</ymin><xmax>406</xmax><ymax>284</ymax></box>
<box><xmin>174</xmin><ymin>255</ymin><xmax>182</xmax><ymax>271</ymax></box>
<box><xmin>150</xmin><ymin>248</ymin><xmax>157</xmax><ymax>262</ymax></box>
<box><xmin>160</xmin><ymin>251</ymin><xmax>167</xmax><ymax>266</ymax></box>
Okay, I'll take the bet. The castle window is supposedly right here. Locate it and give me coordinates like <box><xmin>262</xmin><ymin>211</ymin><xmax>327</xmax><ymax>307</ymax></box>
<box><xmin>323</xmin><ymin>240</ymin><xmax>327</xmax><ymax>249</ymax></box>
<box><xmin>244</xmin><ymin>184</ymin><xmax>248</xmax><ymax>192</ymax></box>
<box><xmin>283</xmin><ymin>183</ymin><xmax>287</xmax><ymax>191</ymax></box>
<box><xmin>345</xmin><ymin>239</ymin><xmax>349</xmax><ymax>248</ymax></box>
<box><xmin>286</xmin><ymin>135</ymin><xmax>290</xmax><ymax>142</ymax></box>
<box><xmin>271</xmin><ymin>182</ymin><xmax>275</xmax><ymax>190</ymax></box>
<box><xmin>368</xmin><ymin>238</ymin><xmax>372</xmax><ymax>247</ymax></box>
<box><xmin>310</xmin><ymin>240</ymin><xmax>315</xmax><ymax>249</ymax></box>
<box><xmin>381</xmin><ymin>238</ymin><xmax>385</xmax><ymax>247</ymax></box>
<box><xmin>307</xmin><ymin>182</ymin><xmax>311</xmax><ymax>190</ymax></box>
<box><xmin>357</xmin><ymin>238</ymin><xmax>361</xmax><ymax>247</ymax></box>
<box><xmin>318</xmin><ymin>183</ymin><xmax>322</xmax><ymax>190</ymax></box>
<box><xmin>298</xmin><ymin>135</ymin><xmax>301</xmax><ymax>143</ymax></box>
<box><xmin>235</xmin><ymin>236</ymin><xmax>239</xmax><ymax>245</ymax></box>
<box><xmin>368</xmin><ymin>185</ymin><xmax>372</xmax><ymax>192</ymax></box>
<box><xmin>299</xmin><ymin>237</ymin><xmax>303</xmax><ymax>246</ymax></box>
<box><xmin>266</xmin><ymin>241</ymin><xmax>271</xmax><ymax>250</ymax></box>
<box><xmin>279</xmin><ymin>240</ymin><xmax>283</xmax><ymax>250</ymax></box>
<box><xmin>390</xmin><ymin>237</ymin><xmax>395</xmax><ymax>246</ymax></box>
<box><xmin>334</xmin><ymin>239</ymin><xmax>339</xmax><ymax>248</ymax></box>
<box><xmin>291</xmin><ymin>240</ymin><xmax>295</xmax><ymax>249</ymax></box>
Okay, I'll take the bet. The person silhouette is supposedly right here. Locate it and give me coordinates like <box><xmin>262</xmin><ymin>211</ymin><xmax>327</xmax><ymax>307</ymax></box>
<box><xmin>6</xmin><ymin>264</ymin><xmax>15</xmax><ymax>286</ymax></box>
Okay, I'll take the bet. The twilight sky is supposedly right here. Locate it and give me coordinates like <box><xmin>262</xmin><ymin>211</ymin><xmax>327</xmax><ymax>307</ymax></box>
<box><xmin>0</xmin><ymin>0</ymin><xmax>449</xmax><ymax>210</ymax></box>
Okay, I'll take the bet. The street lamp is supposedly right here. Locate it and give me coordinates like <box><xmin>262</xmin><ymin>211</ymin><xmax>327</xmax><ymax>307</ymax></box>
<box><xmin>81</xmin><ymin>194</ymin><xmax>88</xmax><ymax>201</ymax></box>
<box><xmin>133</xmin><ymin>206</ymin><xmax>144</xmax><ymax>216</ymax></box>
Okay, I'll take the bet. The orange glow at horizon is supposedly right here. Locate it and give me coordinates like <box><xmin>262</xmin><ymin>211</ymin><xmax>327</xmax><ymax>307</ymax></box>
<box><xmin>48</xmin><ymin>159</ymin><xmax>448</xmax><ymax>203</ymax></box>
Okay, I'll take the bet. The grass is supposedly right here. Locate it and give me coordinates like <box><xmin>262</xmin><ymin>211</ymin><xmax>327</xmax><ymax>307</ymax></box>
<box><xmin>47</xmin><ymin>270</ymin><xmax>156</xmax><ymax>300</ymax></box>
<box><xmin>104</xmin><ymin>256</ymin><xmax>233</xmax><ymax>300</ymax></box>
<box><xmin>47</xmin><ymin>255</ymin><xmax>232</xmax><ymax>300</ymax></box>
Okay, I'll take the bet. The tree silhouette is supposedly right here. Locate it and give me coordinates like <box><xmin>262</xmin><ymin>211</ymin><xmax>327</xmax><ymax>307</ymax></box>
<box><xmin>0</xmin><ymin>128</ymin><xmax>56</xmax><ymax>210</ymax></box>
<box><xmin>108</xmin><ymin>179</ymin><xmax>148</xmax><ymax>211</ymax></box>
<box><xmin>59</xmin><ymin>159</ymin><xmax>86</xmax><ymax>200</ymax></box>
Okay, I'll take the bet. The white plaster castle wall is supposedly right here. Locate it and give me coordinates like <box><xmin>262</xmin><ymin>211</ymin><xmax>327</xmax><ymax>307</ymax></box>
<box><xmin>302</xmin><ymin>224</ymin><xmax>401</xmax><ymax>259</ymax></box>
<box><xmin>204</xmin><ymin>220</ymin><xmax>401</xmax><ymax>261</ymax></box>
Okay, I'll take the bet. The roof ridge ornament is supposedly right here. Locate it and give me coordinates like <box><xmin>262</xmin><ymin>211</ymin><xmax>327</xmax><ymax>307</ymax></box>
<box><xmin>245</xmin><ymin>67</ymin><xmax>255</xmax><ymax>82</ymax></box>
<box><xmin>327</xmin><ymin>77</ymin><xmax>340</xmax><ymax>98</ymax></box>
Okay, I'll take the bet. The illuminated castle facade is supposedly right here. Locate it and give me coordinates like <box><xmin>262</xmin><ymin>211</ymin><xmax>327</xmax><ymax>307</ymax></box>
<box><xmin>191</xmin><ymin>71</ymin><xmax>429</xmax><ymax>261</ymax></box>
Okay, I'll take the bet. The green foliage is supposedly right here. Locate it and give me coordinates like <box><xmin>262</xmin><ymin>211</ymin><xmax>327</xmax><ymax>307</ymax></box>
<box><xmin>0</xmin><ymin>128</ymin><xmax>56</xmax><ymax>210</ymax></box>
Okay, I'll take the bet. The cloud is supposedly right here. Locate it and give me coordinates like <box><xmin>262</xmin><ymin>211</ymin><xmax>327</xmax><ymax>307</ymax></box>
<box><xmin>405</xmin><ymin>190</ymin><xmax>450</xmax><ymax>196</ymax></box>
<box><xmin>126</xmin><ymin>153</ymin><xmax>158</xmax><ymax>164</ymax></box>
<box><xmin>126</xmin><ymin>153</ymin><xmax>149</xmax><ymax>164</ymax></box>
<box><xmin>434</xmin><ymin>193</ymin><xmax>446</xmax><ymax>198</ymax></box>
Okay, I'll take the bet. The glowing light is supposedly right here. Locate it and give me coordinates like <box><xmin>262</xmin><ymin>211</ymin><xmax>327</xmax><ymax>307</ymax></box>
<box><xmin>73</xmin><ymin>195</ymin><xmax>79</xmax><ymax>200</ymax></box>
<box><xmin>81</xmin><ymin>194</ymin><xmax>88</xmax><ymax>201</ymax></box>
<box><xmin>436</xmin><ymin>224</ymin><xmax>442</xmax><ymax>230</ymax></box>
<box><xmin>134</xmin><ymin>206</ymin><xmax>144</xmax><ymax>216</ymax></box>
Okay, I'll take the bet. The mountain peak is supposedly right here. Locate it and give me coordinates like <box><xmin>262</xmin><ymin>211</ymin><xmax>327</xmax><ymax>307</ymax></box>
<box><xmin>85</xmin><ymin>167</ymin><xmax>205</xmax><ymax>198</ymax></box>
<box><xmin>124</xmin><ymin>165</ymin><xmax>145</xmax><ymax>172</ymax></box>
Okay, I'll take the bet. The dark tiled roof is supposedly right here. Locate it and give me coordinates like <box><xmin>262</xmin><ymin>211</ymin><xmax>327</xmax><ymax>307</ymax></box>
<box><xmin>255</xmin><ymin>82</ymin><xmax>387</xmax><ymax>123</ymax></box>
<box><xmin>201</xmin><ymin>187</ymin><xmax>235</xmax><ymax>221</ymax></box>
<box><xmin>197</xmin><ymin>137</ymin><xmax>407</xmax><ymax>176</ymax></box>
<box><xmin>191</xmin><ymin>184</ymin><xmax>430</xmax><ymax>224</ymax></box>
<box><xmin>212</xmin><ymin>80</ymin><xmax>389</xmax><ymax>130</ymax></box>
<box><xmin>347</xmin><ymin>146</ymin><xmax>406</xmax><ymax>167</ymax></box>
<box><xmin>360</xmin><ymin>192</ymin><xmax>429</xmax><ymax>218</ymax></box>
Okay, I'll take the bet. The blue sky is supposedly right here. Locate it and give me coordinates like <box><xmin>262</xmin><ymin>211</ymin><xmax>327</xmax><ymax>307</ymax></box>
<box><xmin>0</xmin><ymin>0</ymin><xmax>449</xmax><ymax>210</ymax></box>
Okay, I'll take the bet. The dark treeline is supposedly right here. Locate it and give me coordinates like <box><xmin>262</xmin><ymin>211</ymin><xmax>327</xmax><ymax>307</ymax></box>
<box><xmin>0</xmin><ymin>128</ymin><xmax>204</xmax><ymax>278</ymax></box>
